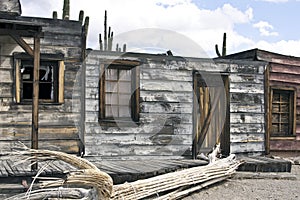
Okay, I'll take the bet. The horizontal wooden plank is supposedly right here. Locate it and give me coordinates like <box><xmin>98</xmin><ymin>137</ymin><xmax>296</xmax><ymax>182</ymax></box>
<box><xmin>0</xmin><ymin>126</ymin><xmax>79</xmax><ymax>140</ymax></box>
<box><xmin>85</xmin><ymin>119</ymin><xmax>191</xmax><ymax>134</ymax></box>
<box><xmin>231</xmin><ymin>141</ymin><xmax>265</xmax><ymax>154</ymax></box>
<box><xmin>188</xmin><ymin>61</ymin><xmax>230</xmax><ymax>72</ymax></box>
<box><xmin>230</xmin><ymin>74</ymin><xmax>264</xmax><ymax>84</ymax></box>
<box><xmin>230</xmin><ymin>93</ymin><xmax>264</xmax><ymax>104</ymax></box>
<box><xmin>140</xmin><ymin>80</ymin><xmax>193</xmax><ymax>92</ymax></box>
<box><xmin>140</xmin><ymin>102</ymin><xmax>193</xmax><ymax>114</ymax></box>
<box><xmin>84</xmin><ymin>143</ymin><xmax>191</xmax><ymax>157</ymax></box>
<box><xmin>270</xmin><ymin>140</ymin><xmax>300</xmax><ymax>151</ymax></box>
<box><xmin>270</xmin><ymin>73</ymin><xmax>300</xmax><ymax>84</ymax></box>
<box><xmin>230</xmin><ymin>82</ymin><xmax>264</xmax><ymax>94</ymax></box>
<box><xmin>17</xmin><ymin>17</ymin><xmax>83</xmax><ymax>35</ymax></box>
<box><xmin>230</xmin><ymin>133</ymin><xmax>265</xmax><ymax>143</ymax></box>
<box><xmin>0</xmin><ymin>140</ymin><xmax>81</xmax><ymax>154</ymax></box>
<box><xmin>270</xmin><ymin>80</ymin><xmax>300</xmax><ymax>90</ymax></box>
<box><xmin>141</xmin><ymin>68</ymin><xmax>192</xmax><ymax>82</ymax></box>
<box><xmin>271</xmin><ymin>63</ymin><xmax>300</xmax><ymax>75</ymax></box>
<box><xmin>0</xmin><ymin>111</ymin><xmax>80</xmax><ymax>124</ymax></box>
<box><xmin>140</xmin><ymin>113</ymin><xmax>192</xmax><ymax>124</ymax></box>
<box><xmin>85</xmin><ymin>87</ymin><xmax>99</xmax><ymax>99</ymax></box>
<box><xmin>230</xmin><ymin>123</ymin><xmax>265</xmax><ymax>134</ymax></box>
<box><xmin>23</xmin><ymin>34</ymin><xmax>83</xmax><ymax>48</ymax></box>
<box><xmin>0</xmin><ymin>55</ymin><xmax>13</xmax><ymax>69</ymax></box>
<box><xmin>140</xmin><ymin>91</ymin><xmax>193</xmax><ymax>103</ymax></box>
<box><xmin>230</xmin><ymin>113</ymin><xmax>265</xmax><ymax>124</ymax></box>
<box><xmin>0</xmin><ymin>69</ymin><xmax>13</xmax><ymax>83</ymax></box>
<box><xmin>85</xmin><ymin>133</ymin><xmax>192</xmax><ymax>146</ymax></box>
<box><xmin>0</xmin><ymin>83</ymin><xmax>13</xmax><ymax>98</ymax></box>
<box><xmin>230</xmin><ymin>103</ymin><xmax>264</xmax><ymax>113</ymax></box>
<box><xmin>230</xmin><ymin>64</ymin><xmax>265</xmax><ymax>74</ymax></box>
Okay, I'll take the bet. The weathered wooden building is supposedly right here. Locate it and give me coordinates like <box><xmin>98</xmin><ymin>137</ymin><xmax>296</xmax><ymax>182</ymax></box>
<box><xmin>0</xmin><ymin>0</ymin><xmax>272</xmax><ymax>160</ymax></box>
<box><xmin>225</xmin><ymin>49</ymin><xmax>300</xmax><ymax>154</ymax></box>
<box><xmin>83</xmin><ymin>51</ymin><xmax>267</xmax><ymax>159</ymax></box>
<box><xmin>0</xmin><ymin>0</ymin><xmax>87</xmax><ymax>154</ymax></box>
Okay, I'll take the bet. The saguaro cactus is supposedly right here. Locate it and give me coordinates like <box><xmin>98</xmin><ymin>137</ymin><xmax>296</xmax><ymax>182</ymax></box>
<box><xmin>215</xmin><ymin>32</ymin><xmax>227</xmax><ymax>57</ymax></box>
<box><xmin>99</xmin><ymin>10</ymin><xmax>126</xmax><ymax>52</ymax></box>
<box><xmin>62</xmin><ymin>0</ymin><xmax>70</xmax><ymax>20</ymax></box>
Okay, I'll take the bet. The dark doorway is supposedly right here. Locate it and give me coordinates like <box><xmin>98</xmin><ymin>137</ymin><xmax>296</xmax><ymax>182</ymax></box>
<box><xmin>193</xmin><ymin>72</ymin><xmax>230</xmax><ymax>158</ymax></box>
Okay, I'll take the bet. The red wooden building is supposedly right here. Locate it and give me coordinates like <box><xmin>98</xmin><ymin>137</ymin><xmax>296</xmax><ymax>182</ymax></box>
<box><xmin>225</xmin><ymin>48</ymin><xmax>300</xmax><ymax>155</ymax></box>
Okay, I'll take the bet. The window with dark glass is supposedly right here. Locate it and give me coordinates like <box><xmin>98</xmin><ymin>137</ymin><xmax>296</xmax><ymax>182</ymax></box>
<box><xmin>271</xmin><ymin>89</ymin><xmax>295</xmax><ymax>136</ymax></box>
<box><xmin>21</xmin><ymin>60</ymin><xmax>58</xmax><ymax>101</ymax></box>
<box><xmin>15</xmin><ymin>55</ymin><xmax>65</xmax><ymax>104</ymax></box>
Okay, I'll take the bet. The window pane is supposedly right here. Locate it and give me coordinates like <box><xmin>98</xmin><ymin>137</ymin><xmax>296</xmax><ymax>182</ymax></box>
<box><xmin>119</xmin><ymin>82</ymin><xmax>131</xmax><ymax>92</ymax></box>
<box><xmin>23</xmin><ymin>83</ymin><xmax>33</xmax><ymax>99</ymax></box>
<box><xmin>106</xmin><ymin>69</ymin><xmax>117</xmax><ymax>80</ymax></box>
<box><xmin>271</xmin><ymin>89</ymin><xmax>294</xmax><ymax>136</ymax></box>
<box><xmin>119</xmin><ymin>106</ymin><xmax>131</xmax><ymax>117</ymax></box>
<box><xmin>280</xmin><ymin>124</ymin><xmax>289</xmax><ymax>134</ymax></box>
<box><xmin>105</xmin><ymin>81</ymin><xmax>118</xmax><ymax>92</ymax></box>
<box><xmin>119</xmin><ymin>70</ymin><xmax>131</xmax><ymax>81</ymax></box>
<box><xmin>272</xmin><ymin>114</ymin><xmax>279</xmax><ymax>123</ymax></box>
<box><xmin>105</xmin><ymin>105</ymin><xmax>119</xmax><ymax>118</ymax></box>
<box><xmin>20</xmin><ymin>61</ymin><xmax>58</xmax><ymax>102</ymax></box>
<box><xmin>273</xmin><ymin>93</ymin><xmax>280</xmax><ymax>102</ymax></box>
<box><xmin>119</xmin><ymin>94</ymin><xmax>131</xmax><ymax>106</ymax></box>
<box><xmin>281</xmin><ymin>94</ymin><xmax>289</xmax><ymax>103</ymax></box>
<box><xmin>103</xmin><ymin>67</ymin><xmax>137</xmax><ymax>120</ymax></box>
<box><xmin>106</xmin><ymin>93</ymin><xmax>118</xmax><ymax>105</ymax></box>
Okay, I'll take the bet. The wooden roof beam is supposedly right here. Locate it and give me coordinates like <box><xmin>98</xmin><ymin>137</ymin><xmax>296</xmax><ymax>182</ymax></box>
<box><xmin>9</xmin><ymin>33</ymin><xmax>34</xmax><ymax>56</ymax></box>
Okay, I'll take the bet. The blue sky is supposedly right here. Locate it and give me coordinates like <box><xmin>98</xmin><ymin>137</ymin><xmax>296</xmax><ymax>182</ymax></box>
<box><xmin>20</xmin><ymin>0</ymin><xmax>300</xmax><ymax>57</ymax></box>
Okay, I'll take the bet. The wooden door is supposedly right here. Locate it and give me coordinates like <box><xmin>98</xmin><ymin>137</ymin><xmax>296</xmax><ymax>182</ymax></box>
<box><xmin>193</xmin><ymin>73</ymin><xmax>230</xmax><ymax>158</ymax></box>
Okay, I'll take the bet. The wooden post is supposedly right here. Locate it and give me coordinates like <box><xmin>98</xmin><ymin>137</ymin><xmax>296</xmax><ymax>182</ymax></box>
<box><xmin>32</xmin><ymin>36</ymin><xmax>40</xmax><ymax>170</ymax></box>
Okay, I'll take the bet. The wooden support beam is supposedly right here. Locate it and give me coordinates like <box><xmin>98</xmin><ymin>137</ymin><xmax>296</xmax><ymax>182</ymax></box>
<box><xmin>31</xmin><ymin>36</ymin><xmax>40</xmax><ymax>170</ymax></box>
<box><xmin>9</xmin><ymin>33</ymin><xmax>34</xmax><ymax>56</ymax></box>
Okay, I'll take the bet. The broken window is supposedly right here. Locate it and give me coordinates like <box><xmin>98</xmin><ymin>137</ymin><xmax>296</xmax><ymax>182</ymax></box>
<box><xmin>99</xmin><ymin>64</ymin><xmax>139</xmax><ymax>122</ymax></box>
<box><xmin>15</xmin><ymin>55</ymin><xmax>65</xmax><ymax>104</ymax></box>
<box><xmin>271</xmin><ymin>88</ymin><xmax>296</xmax><ymax>136</ymax></box>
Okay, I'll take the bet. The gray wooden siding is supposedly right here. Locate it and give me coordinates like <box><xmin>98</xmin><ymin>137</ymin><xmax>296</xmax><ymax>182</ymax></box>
<box><xmin>0</xmin><ymin>18</ymin><xmax>84</xmax><ymax>154</ymax></box>
<box><xmin>84</xmin><ymin>52</ymin><xmax>267</xmax><ymax>159</ymax></box>
<box><xmin>228</xmin><ymin>62</ymin><xmax>266</xmax><ymax>155</ymax></box>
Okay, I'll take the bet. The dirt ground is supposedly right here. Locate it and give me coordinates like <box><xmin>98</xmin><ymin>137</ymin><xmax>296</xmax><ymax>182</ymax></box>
<box><xmin>183</xmin><ymin>164</ymin><xmax>300</xmax><ymax>200</ymax></box>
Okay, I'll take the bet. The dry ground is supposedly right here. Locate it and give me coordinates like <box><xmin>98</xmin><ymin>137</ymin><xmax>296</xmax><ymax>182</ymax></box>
<box><xmin>183</xmin><ymin>164</ymin><xmax>300</xmax><ymax>200</ymax></box>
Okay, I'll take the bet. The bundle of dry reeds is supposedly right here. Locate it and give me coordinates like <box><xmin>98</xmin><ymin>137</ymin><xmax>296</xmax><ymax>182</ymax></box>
<box><xmin>8</xmin><ymin>145</ymin><xmax>113</xmax><ymax>200</ymax></box>
<box><xmin>112</xmin><ymin>154</ymin><xmax>241</xmax><ymax>200</ymax></box>
<box><xmin>6</xmin><ymin>144</ymin><xmax>240</xmax><ymax>200</ymax></box>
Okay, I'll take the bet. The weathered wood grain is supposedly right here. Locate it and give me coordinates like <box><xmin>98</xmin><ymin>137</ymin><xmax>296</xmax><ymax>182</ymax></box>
<box><xmin>140</xmin><ymin>102</ymin><xmax>193</xmax><ymax>114</ymax></box>
<box><xmin>140</xmin><ymin>91</ymin><xmax>193</xmax><ymax>103</ymax></box>
<box><xmin>271</xmin><ymin>63</ymin><xmax>300</xmax><ymax>75</ymax></box>
<box><xmin>0</xmin><ymin>0</ymin><xmax>21</xmax><ymax>15</ymax></box>
<box><xmin>230</xmin><ymin>103</ymin><xmax>264</xmax><ymax>113</ymax></box>
<box><xmin>230</xmin><ymin>82</ymin><xmax>264</xmax><ymax>94</ymax></box>
<box><xmin>230</xmin><ymin>113</ymin><xmax>264</xmax><ymax>124</ymax></box>
<box><xmin>231</xmin><ymin>142</ymin><xmax>265</xmax><ymax>154</ymax></box>
<box><xmin>140</xmin><ymin>80</ymin><xmax>193</xmax><ymax>92</ymax></box>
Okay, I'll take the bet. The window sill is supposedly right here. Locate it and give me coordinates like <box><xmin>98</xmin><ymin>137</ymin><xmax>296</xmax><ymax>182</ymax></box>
<box><xmin>99</xmin><ymin>118</ymin><xmax>140</xmax><ymax>127</ymax></box>
<box><xmin>270</xmin><ymin>136</ymin><xmax>296</xmax><ymax>141</ymax></box>
<box><xmin>16</xmin><ymin>102</ymin><xmax>63</xmax><ymax>106</ymax></box>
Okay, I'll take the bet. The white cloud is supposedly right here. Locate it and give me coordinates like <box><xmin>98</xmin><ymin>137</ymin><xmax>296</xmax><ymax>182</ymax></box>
<box><xmin>20</xmin><ymin>0</ymin><xmax>300</xmax><ymax>58</ymax></box>
<box><xmin>253</xmin><ymin>21</ymin><xmax>278</xmax><ymax>36</ymax></box>
<box><xmin>255</xmin><ymin>39</ymin><xmax>300</xmax><ymax>56</ymax></box>
<box><xmin>66</xmin><ymin>0</ymin><xmax>254</xmax><ymax>57</ymax></box>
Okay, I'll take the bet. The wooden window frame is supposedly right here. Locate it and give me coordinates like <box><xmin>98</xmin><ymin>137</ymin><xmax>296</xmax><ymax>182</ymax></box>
<box><xmin>99</xmin><ymin>62</ymin><xmax>140</xmax><ymax>124</ymax></box>
<box><xmin>14</xmin><ymin>53</ymin><xmax>65</xmax><ymax>104</ymax></box>
<box><xmin>270</xmin><ymin>86</ymin><xmax>296</xmax><ymax>138</ymax></box>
